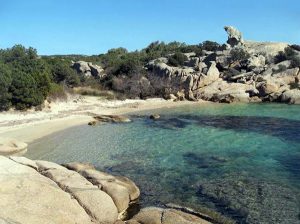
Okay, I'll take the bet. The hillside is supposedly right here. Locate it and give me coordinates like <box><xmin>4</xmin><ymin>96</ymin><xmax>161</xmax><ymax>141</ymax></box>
<box><xmin>1</xmin><ymin>26</ymin><xmax>300</xmax><ymax>112</ymax></box>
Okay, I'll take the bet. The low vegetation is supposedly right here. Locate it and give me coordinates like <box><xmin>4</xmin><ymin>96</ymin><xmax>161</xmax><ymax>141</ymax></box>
<box><xmin>1</xmin><ymin>39</ymin><xmax>299</xmax><ymax>111</ymax></box>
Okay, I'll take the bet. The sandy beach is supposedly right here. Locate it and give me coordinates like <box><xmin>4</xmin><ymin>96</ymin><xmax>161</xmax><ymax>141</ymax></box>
<box><xmin>0</xmin><ymin>95</ymin><xmax>206</xmax><ymax>143</ymax></box>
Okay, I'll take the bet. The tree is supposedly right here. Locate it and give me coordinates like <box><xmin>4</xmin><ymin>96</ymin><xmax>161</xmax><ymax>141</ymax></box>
<box><xmin>201</xmin><ymin>41</ymin><xmax>221</xmax><ymax>51</ymax></box>
<box><xmin>167</xmin><ymin>52</ymin><xmax>188</xmax><ymax>67</ymax></box>
<box><xmin>0</xmin><ymin>63</ymin><xmax>12</xmax><ymax>111</ymax></box>
<box><xmin>10</xmin><ymin>71</ymin><xmax>43</xmax><ymax>110</ymax></box>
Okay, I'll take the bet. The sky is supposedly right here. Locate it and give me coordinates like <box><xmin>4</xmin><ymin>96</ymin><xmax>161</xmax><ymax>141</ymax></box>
<box><xmin>0</xmin><ymin>0</ymin><xmax>299</xmax><ymax>55</ymax></box>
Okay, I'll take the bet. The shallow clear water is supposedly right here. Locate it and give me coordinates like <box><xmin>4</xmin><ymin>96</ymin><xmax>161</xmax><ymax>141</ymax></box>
<box><xmin>27</xmin><ymin>103</ymin><xmax>300</xmax><ymax>224</ymax></box>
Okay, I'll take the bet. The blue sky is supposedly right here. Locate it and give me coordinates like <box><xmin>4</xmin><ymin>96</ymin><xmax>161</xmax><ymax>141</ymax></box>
<box><xmin>0</xmin><ymin>0</ymin><xmax>299</xmax><ymax>55</ymax></box>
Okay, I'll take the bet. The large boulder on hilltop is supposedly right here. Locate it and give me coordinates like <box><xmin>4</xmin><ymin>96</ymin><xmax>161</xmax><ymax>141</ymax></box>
<box><xmin>224</xmin><ymin>26</ymin><xmax>244</xmax><ymax>47</ymax></box>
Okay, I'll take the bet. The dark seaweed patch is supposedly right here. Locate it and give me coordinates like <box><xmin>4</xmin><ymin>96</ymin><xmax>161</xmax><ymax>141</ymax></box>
<box><xmin>144</xmin><ymin>114</ymin><xmax>300</xmax><ymax>143</ymax></box>
<box><xmin>183</xmin><ymin>152</ymin><xmax>228</xmax><ymax>169</ymax></box>
<box><xmin>276</xmin><ymin>153</ymin><xmax>300</xmax><ymax>179</ymax></box>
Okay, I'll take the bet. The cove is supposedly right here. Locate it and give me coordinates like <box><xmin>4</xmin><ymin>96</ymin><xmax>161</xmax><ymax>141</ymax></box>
<box><xmin>27</xmin><ymin>103</ymin><xmax>300</xmax><ymax>224</ymax></box>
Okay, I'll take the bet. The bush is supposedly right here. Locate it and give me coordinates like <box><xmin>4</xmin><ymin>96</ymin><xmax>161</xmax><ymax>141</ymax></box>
<box><xmin>201</xmin><ymin>41</ymin><xmax>221</xmax><ymax>52</ymax></box>
<box><xmin>167</xmin><ymin>52</ymin><xmax>188</xmax><ymax>67</ymax></box>
<box><xmin>291</xmin><ymin>44</ymin><xmax>300</xmax><ymax>51</ymax></box>
<box><xmin>10</xmin><ymin>72</ymin><xmax>43</xmax><ymax>110</ymax></box>
<box><xmin>73</xmin><ymin>87</ymin><xmax>116</xmax><ymax>99</ymax></box>
<box><xmin>0</xmin><ymin>63</ymin><xmax>12</xmax><ymax>111</ymax></box>
<box><xmin>44</xmin><ymin>58</ymin><xmax>80</xmax><ymax>86</ymax></box>
<box><xmin>48</xmin><ymin>83</ymin><xmax>67</xmax><ymax>101</ymax></box>
<box><xmin>0</xmin><ymin>45</ymin><xmax>52</xmax><ymax>110</ymax></box>
<box><xmin>230</xmin><ymin>48</ymin><xmax>250</xmax><ymax>63</ymax></box>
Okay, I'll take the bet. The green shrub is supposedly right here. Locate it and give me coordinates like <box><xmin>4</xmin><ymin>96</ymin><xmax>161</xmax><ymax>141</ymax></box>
<box><xmin>48</xmin><ymin>83</ymin><xmax>67</xmax><ymax>101</ymax></box>
<box><xmin>291</xmin><ymin>44</ymin><xmax>300</xmax><ymax>51</ymax></box>
<box><xmin>201</xmin><ymin>41</ymin><xmax>221</xmax><ymax>52</ymax></box>
<box><xmin>10</xmin><ymin>72</ymin><xmax>43</xmax><ymax>110</ymax></box>
<box><xmin>230</xmin><ymin>48</ymin><xmax>250</xmax><ymax>63</ymax></box>
<box><xmin>0</xmin><ymin>63</ymin><xmax>12</xmax><ymax>111</ymax></box>
<box><xmin>167</xmin><ymin>52</ymin><xmax>188</xmax><ymax>67</ymax></box>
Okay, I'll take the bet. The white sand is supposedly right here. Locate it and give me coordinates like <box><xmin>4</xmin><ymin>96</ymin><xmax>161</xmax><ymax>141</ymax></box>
<box><xmin>0</xmin><ymin>95</ymin><xmax>207</xmax><ymax>143</ymax></box>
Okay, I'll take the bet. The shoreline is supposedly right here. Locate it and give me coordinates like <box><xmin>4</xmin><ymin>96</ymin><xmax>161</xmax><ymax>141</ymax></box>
<box><xmin>0</xmin><ymin>96</ymin><xmax>208</xmax><ymax>144</ymax></box>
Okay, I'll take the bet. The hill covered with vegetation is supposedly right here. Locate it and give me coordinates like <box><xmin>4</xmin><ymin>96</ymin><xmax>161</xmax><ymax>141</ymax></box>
<box><xmin>1</xmin><ymin>26</ymin><xmax>300</xmax><ymax>111</ymax></box>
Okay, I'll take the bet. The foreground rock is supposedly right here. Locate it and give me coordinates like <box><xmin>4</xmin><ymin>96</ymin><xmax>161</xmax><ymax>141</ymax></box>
<box><xmin>0</xmin><ymin>156</ymin><xmax>139</xmax><ymax>223</ymax></box>
<box><xmin>0</xmin><ymin>156</ymin><xmax>93</xmax><ymax>224</ymax></box>
<box><xmin>0</xmin><ymin>138</ymin><xmax>28</xmax><ymax>156</ymax></box>
<box><xmin>0</xmin><ymin>156</ymin><xmax>217</xmax><ymax>224</ymax></box>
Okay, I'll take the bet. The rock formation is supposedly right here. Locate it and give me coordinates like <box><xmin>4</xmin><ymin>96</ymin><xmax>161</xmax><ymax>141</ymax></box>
<box><xmin>0</xmin><ymin>156</ymin><xmax>213</xmax><ymax>224</ymax></box>
<box><xmin>145</xmin><ymin>26</ymin><xmax>300</xmax><ymax>104</ymax></box>
<box><xmin>224</xmin><ymin>26</ymin><xmax>244</xmax><ymax>47</ymax></box>
<box><xmin>72</xmin><ymin>61</ymin><xmax>107</xmax><ymax>79</ymax></box>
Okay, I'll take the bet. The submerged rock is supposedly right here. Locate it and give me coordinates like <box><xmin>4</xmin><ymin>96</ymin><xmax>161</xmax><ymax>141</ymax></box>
<box><xmin>128</xmin><ymin>207</ymin><xmax>212</xmax><ymax>224</ymax></box>
<box><xmin>150</xmin><ymin>114</ymin><xmax>161</xmax><ymax>120</ymax></box>
<box><xmin>93</xmin><ymin>115</ymin><xmax>131</xmax><ymax>123</ymax></box>
<box><xmin>197</xmin><ymin>176</ymin><xmax>300</xmax><ymax>223</ymax></box>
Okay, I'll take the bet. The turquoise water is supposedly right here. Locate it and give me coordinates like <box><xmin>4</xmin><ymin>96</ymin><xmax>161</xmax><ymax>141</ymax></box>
<box><xmin>27</xmin><ymin>103</ymin><xmax>300</xmax><ymax>224</ymax></box>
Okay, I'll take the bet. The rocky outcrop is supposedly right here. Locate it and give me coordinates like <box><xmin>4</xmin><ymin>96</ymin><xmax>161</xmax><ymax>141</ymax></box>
<box><xmin>0</xmin><ymin>156</ymin><xmax>93</xmax><ymax>224</ymax></box>
<box><xmin>0</xmin><ymin>156</ymin><xmax>216</xmax><ymax>224</ymax></box>
<box><xmin>72</xmin><ymin>61</ymin><xmax>107</xmax><ymax>79</ymax></box>
<box><xmin>224</xmin><ymin>26</ymin><xmax>244</xmax><ymax>47</ymax></box>
<box><xmin>280</xmin><ymin>89</ymin><xmax>300</xmax><ymax>104</ymax></box>
<box><xmin>145</xmin><ymin>26</ymin><xmax>300</xmax><ymax>104</ymax></box>
<box><xmin>244</xmin><ymin>41</ymin><xmax>289</xmax><ymax>57</ymax></box>
<box><xmin>0</xmin><ymin>138</ymin><xmax>28</xmax><ymax>156</ymax></box>
<box><xmin>0</xmin><ymin>156</ymin><xmax>141</xmax><ymax>223</ymax></box>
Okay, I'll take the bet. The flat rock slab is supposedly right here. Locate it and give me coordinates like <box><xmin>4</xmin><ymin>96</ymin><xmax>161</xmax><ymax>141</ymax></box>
<box><xmin>0</xmin><ymin>138</ymin><xmax>27</xmax><ymax>156</ymax></box>
<box><xmin>0</xmin><ymin>156</ymin><xmax>93</xmax><ymax>224</ymax></box>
